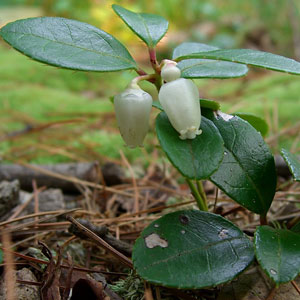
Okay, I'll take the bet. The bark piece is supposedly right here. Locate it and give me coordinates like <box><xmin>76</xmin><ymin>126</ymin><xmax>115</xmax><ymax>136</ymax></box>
<box><xmin>0</xmin><ymin>162</ymin><xmax>124</xmax><ymax>193</ymax></box>
<box><xmin>69</xmin><ymin>219</ymin><xmax>133</xmax><ymax>256</ymax></box>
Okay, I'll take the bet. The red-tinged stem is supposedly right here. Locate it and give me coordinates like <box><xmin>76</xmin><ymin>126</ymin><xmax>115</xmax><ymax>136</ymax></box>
<box><xmin>136</xmin><ymin>68</ymin><xmax>148</xmax><ymax>76</ymax></box>
<box><xmin>260</xmin><ymin>215</ymin><xmax>268</xmax><ymax>226</ymax></box>
<box><xmin>148</xmin><ymin>47</ymin><xmax>163</xmax><ymax>91</ymax></box>
<box><xmin>148</xmin><ymin>47</ymin><xmax>160</xmax><ymax>73</ymax></box>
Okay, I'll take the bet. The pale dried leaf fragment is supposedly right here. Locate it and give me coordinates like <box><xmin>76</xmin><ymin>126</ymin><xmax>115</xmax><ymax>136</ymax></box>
<box><xmin>144</xmin><ymin>233</ymin><xmax>168</xmax><ymax>249</ymax></box>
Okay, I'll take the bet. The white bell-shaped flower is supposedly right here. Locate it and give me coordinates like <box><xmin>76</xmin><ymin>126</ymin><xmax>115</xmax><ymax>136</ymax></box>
<box><xmin>159</xmin><ymin>65</ymin><xmax>202</xmax><ymax>140</ymax></box>
<box><xmin>161</xmin><ymin>60</ymin><xmax>181</xmax><ymax>82</ymax></box>
<box><xmin>114</xmin><ymin>84</ymin><xmax>153</xmax><ymax>148</ymax></box>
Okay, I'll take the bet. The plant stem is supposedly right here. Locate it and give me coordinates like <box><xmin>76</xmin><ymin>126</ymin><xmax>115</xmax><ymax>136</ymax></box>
<box><xmin>186</xmin><ymin>179</ymin><xmax>207</xmax><ymax>211</ymax></box>
<box><xmin>196</xmin><ymin>180</ymin><xmax>208</xmax><ymax>211</ymax></box>
<box><xmin>148</xmin><ymin>47</ymin><xmax>160</xmax><ymax>73</ymax></box>
<box><xmin>136</xmin><ymin>68</ymin><xmax>148</xmax><ymax>76</ymax></box>
<box><xmin>154</xmin><ymin>76</ymin><xmax>163</xmax><ymax>91</ymax></box>
<box><xmin>148</xmin><ymin>47</ymin><xmax>163</xmax><ymax>91</ymax></box>
<box><xmin>213</xmin><ymin>187</ymin><xmax>219</xmax><ymax>213</ymax></box>
<box><xmin>260</xmin><ymin>215</ymin><xmax>268</xmax><ymax>226</ymax></box>
<box><xmin>129</xmin><ymin>74</ymin><xmax>157</xmax><ymax>88</ymax></box>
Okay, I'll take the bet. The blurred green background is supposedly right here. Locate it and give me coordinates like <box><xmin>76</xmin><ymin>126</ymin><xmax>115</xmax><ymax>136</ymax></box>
<box><xmin>0</xmin><ymin>0</ymin><xmax>299</xmax><ymax>164</ymax></box>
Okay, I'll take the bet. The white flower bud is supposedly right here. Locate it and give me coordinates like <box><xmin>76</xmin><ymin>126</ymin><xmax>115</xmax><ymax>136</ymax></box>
<box><xmin>114</xmin><ymin>86</ymin><xmax>153</xmax><ymax>148</ymax></box>
<box><xmin>161</xmin><ymin>60</ymin><xmax>181</xmax><ymax>82</ymax></box>
<box><xmin>158</xmin><ymin>78</ymin><xmax>202</xmax><ymax>140</ymax></box>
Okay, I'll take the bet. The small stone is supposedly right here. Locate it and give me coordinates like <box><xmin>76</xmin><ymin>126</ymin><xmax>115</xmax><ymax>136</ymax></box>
<box><xmin>0</xmin><ymin>268</ymin><xmax>39</xmax><ymax>300</ymax></box>
<box><xmin>26</xmin><ymin>188</ymin><xmax>65</xmax><ymax>213</ymax></box>
<box><xmin>0</xmin><ymin>180</ymin><xmax>20</xmax><ymax>218</ymax></box>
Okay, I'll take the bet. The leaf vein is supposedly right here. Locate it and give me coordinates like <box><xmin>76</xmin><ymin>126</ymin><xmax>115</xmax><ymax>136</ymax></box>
<box><xmin>144</xmin><ymin>236</ymin><xmax>245</xmax><ymax>268</ymax></box>
<box><xmin>4</xmin><ymin>30</ymin><xmax>135</xmax><ymax>66</ymax></box>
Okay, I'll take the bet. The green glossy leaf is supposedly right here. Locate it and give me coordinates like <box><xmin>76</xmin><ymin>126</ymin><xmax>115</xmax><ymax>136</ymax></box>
<box><xmin>280</xmin><ymin>148</ymin><xmax>300</xmax><ymax>181</ymax></box>
<box><xmin>153</xmin><ymin>99</ymin><xmax>220</xmax><ymax>111</ymax></box>
<box><xmin>156</xmin><ymin>112</ymin><xmax>224</xmax><ymax>179</ymax></box>
<box><xmin>0</xmin><ymin>249</ymin><xmax>2</xmax><ymax>264</ymax></box>
<box><xmin>133</xmin><ymin>210</ymin><xmax>254</xmax><ymax>289</ymax></box>
<box><xmin>291</xmin><ymin>222</ymin><xmax>300</xmax><ymax>233</ymax></box>
<box><xmin>112</xmin><ymin>4</ymin><xmax>168</xmax><ymax>47</ymax></box>
<box><xmin>172</xmin><ymin>42</ymin><xmax>218</xmax><ymax>58</ymax></box>
<box><xmin>152</xmin><ymin>101</ymin><xmax>163</xmax><ymax>110</ymax></box>
<box><xmin>175</xmin><ymin>48</ymin><xmax>300</xmax><ymax>75</ymax></box>
<box><xmin>206</xmin><ymin>112</ymin><xmax>276</xmax><ymax>215</ymax></box>
<box><xmin>234</xmin><ymin>112</ymin><xmax>269</xmax><ymax>137</ymax></box>
<box><xmin>0</xmin><ymin>17</ymin><xmax>137</xmax><ymax>72</ymax></box>
<box><xmin>255</xmin><ymin>226</ymin><xmax>300</xmax><ymax>285</ymax></box>
<box><xmin>173</xmin><ymin>43</ymin><xmax>248</xmax><ymax>79</ymax></box>
<box><xmin>200</xmin><ymin>98</ymin><xmax>220</xmax><ymax>111</ymax></box>
<box><xmin>178</xmin><ymin>59</ymin><xmax>248</xmax><ymax>79</ymax></box>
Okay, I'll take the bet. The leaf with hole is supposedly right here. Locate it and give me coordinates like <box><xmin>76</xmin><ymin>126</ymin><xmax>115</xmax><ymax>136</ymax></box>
<box><xmin>156</xmin><ymin>112</ymin><xmax>224</xmax><ymax>180</ymax></box>
<box><xmin>112</xmin><ymin>4</ymin><xmax>168</xmax><ymax>47</ymax></box>
<box><xmin>133</xmin><ymin>210</ymin><xmax>254</xmax><ymax>289</ymax></box>
<box><xmin>174</xmin><ymin>48</ymin><xmax>300</xmax><ymax>75</ymax></box>
<box><xmin>204</xmin><ymin>111</ymin><xmax>276</xmax><ymax>215</ymax></box>
<box><xmin>280</xmin><ymin>148</ymin><xmax>300</xmax><ymax>181</ymax></box>
<box><xmin>234</xmin><ymin>112</ymin><xmax>268</xmax><ymax>137</ymax></box>
<box><xmin>0</xmin><ymin>17</ymin><xmax>137</xmax><ymax>72</ymax></box>
<box><xmin>254</xmin><ymin>226</ymin><xmax>300</xmax><ymax>285</ymax></box>
<box><xmin>173</xmin><ymin>42</ymin><xmax>248</xmax><ymax>78</ymax></box>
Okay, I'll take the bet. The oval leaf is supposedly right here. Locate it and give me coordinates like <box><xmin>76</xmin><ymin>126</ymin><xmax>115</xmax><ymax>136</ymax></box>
<box><xmin>200</xmin><ymin>98</ymin><xmax>220</xmax><ymax>111</ymax></box>
<box><xmin>0</xmin><ymin>17</ymin><xmax>137</xmax><ymax>72</ymax></box>
<box><xmin>255</xmin><ymin>226</ymin><xmax>300</xmax><ymax>285</ymax></box>
<box><xmin>291</xmin><ymin>222</ymin><xmax>300</xmax><ymax>233</ymax></box>
<box><xmin>172</xmin><ymin>42</ymin><xmax>248</xmax><ymax>79</ymax></box>
<box><xmin>112</xmin><ymin>4</ymin><xmax>168</xmax><ymax>47</ymax></box>
<box><xmin>133</xmin><ymin>210</ymin><xmax>254</xmax><ymax>289</ymax></box>
<box><xmin>207</xmin><ymin>112</ymin><xmax>276</xmax><ymax>215</ymax></box>
<box><xmin>234</xmin><ymin>112</ymin><xmax>269</xmax><ymax>137</ymax></box>
<box><xmin>152</xmin><ymin>101</ymin><xmax>163</xmax><ymax>111</ymax></box>
<box><xmin>177</xmin><ymin>59</ymin><xmax>248</xmax><ymax>79</ymax></box>
<box><xmin>175</xmin><ymin>48</ymin><xmax>300</xmax><ymax>75</ymax></box>
<box><xmin>280</xmin><ymin>148</ymin><xmax>300</xmax><ymax>181</ymax></box>
<box><xmin>156</xmin><ymin>112</ymin><xmax>224</xmax><ymax>180</ymax></box>
<box><xmin>172</xmin><ymin>42</ymin><xmax>219</xmax><ymax>58</ymax></box>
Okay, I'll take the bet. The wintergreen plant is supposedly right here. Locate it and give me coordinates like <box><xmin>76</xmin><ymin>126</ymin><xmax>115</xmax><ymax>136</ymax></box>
<box><xmin>1</xmin><ymin>4</ymin><xmax>300</xmax><ymax>290</ymax></box>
